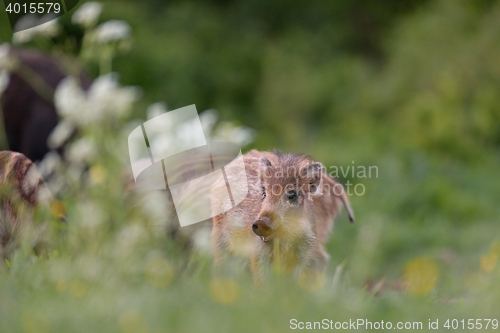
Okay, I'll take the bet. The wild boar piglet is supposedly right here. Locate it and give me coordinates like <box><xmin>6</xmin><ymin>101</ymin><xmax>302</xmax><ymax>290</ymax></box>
<box><xmin>211</xmin><ymin>150</ymin><xmax>354</xmax><ymax>282</ymax></box>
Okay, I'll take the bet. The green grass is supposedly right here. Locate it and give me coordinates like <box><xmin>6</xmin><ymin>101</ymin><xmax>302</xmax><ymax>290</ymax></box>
<box><xmin>1</xmin><ymin>149</ymin><xmax>499</xmax><ymax>332</ymax></box>
<box><xmin>2</xmin><ymin>0</ymin><xmax>500</xmax><ymax>331</ymax></box>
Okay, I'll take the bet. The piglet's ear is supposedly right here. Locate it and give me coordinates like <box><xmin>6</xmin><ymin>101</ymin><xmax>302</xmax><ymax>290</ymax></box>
<box><xmin>261</xmin><ymin>157</ymin><xmax>272</xmax><ymax>169</ymax></box>
<box><xmin>260</xmin><ymin>157</ymin><xmax>272</xmax><ymax>180</ymax></box>
<box><xmin>304</xmin><ymin>162</ymin><xmax>322</xmax><ymax>193</ymax></box>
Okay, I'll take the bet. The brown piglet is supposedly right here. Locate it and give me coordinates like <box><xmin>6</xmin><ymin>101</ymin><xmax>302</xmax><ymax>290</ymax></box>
<box><xmin>211</xmin><ymin>150</ymin><xmax>354</xmax><ymax>283</ymax></box>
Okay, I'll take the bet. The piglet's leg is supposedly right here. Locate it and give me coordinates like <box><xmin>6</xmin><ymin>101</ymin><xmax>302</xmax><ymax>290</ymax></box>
<box><xmin>298</xmin><ymin>246</ymin><xmax>330</xmax><ymax>290</ymax></box>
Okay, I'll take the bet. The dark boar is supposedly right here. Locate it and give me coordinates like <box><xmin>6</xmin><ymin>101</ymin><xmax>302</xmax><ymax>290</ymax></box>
<box><xmin>0</xmin><ymin>150</ymin><xmax>51</xmax><ymax>258</ymax></box>
<box><xmin>211</xmin><ymin>149</ymin><xmax>354</xmax><ymax>283</ymax></box>
<box><xmin>1</xmin><ymin>49</ymin><xmax>90</xmax><ymax>161</ymax></box>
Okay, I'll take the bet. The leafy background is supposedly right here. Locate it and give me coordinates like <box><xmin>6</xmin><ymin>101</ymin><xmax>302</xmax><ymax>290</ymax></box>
<box><xmin>1</xmin><ymin>0</ymin><xmax>500</xmax><ymax>332</ymax></box>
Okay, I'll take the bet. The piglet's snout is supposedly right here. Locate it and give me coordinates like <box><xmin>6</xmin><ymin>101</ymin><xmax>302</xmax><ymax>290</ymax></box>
<box><xmin>252</xmin><ymin>217</ymin><xmax>273</xmax><ymax>239</ymax></box>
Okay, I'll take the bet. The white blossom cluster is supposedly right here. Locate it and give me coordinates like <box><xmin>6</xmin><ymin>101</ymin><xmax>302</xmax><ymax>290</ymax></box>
<box><xmin>55</xmin><ymin>73</ymin><xmax>140</xmax><ymax>125</ymax></box>
<box><xmin>144</xmin><ymin>104</ymin><xmax>256</xmax><ymax>148</ymax></box>
<box><xmin>94</xmin><ymin>20</ymin><xmax>131</xmax><ymax>44</ymax></box>
<box><xmin>71</xmin><ymin>1</ymin><xmax>103</xmax><ymax>28</ymax></box>
<box><xmin>12</xmin><ymin>15</ymin><xmax>60</xmax><ymax>44</ymax></box>
<box><xmin>199</xmin><ymin>109</ymin><xmax>256</xmax><ymax>147</ymax></box>
<box><xmin>73</xmin><ymin>2</ymin><xmax>131</xmax><ymax>43</ymax></box>
<box><xmin>0</xmin><ymin>43</ymin><xmax>12</xmax><ymax>95</ymax></box>
<box><xmin>48</xmin><ymin>73</ymin><xmax>140</xmax><ymax>148</ymax></box>
<box><xmin>12</xmin><ymin>2</ymin><xmax>130</xmax><ymax>46</ymax></box>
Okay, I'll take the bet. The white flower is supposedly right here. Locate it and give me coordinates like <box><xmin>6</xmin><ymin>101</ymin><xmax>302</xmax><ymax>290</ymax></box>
<box><xmin>72</xmin><ymin>2</ymin><xmax>103</xmax><ymax>28</ymax></box>
<box><xmin>147</xmin><ymin>102</ymin><xmax>168</xmax><ymax>120</ymax></box>
<box><xmin>139</xmin><ymin>190</ymin><xmax>170</xmax><ymax>225</ymax></box>
<box><xmin>12</xmin><ymin>31</ymin><xmax>32</xmax><ymax>44</ymax></box>
<box><xmin>36</xmin><ymin>151</ymin><xmax>62</xmax><ymax>178</ymax></box>
<box><xmin>77</xmin><ymin>201</ymin><xmax>106</xmax><ymax>227</ymax></box>
<box><xmin>95</xmin><ymin>20</ymin><xmax>131</xmax><ymax>43</ymax></box>
<box><xmin>12</xmin><ymin>15</ymin><xmax>60</xmax><ymax>44</ymax></box>
<box><xmin>46</xmin><ymin>173</ymin><xmax>65</xmax><ymax>196</ymax></box>
<box><xmin>199</xmin><ymin>109</ymin><xmax>218</xmax><ymax>136</ymax></box>
<box><xmin>197</xmin><ymin>108</ymin><xmax>256</xmax><ymax>147</ymax></box>
<box><xmin>54</xmin><ymin>73</ymin><xmax>140</xmax><ymax>126</ymax></box>
<box><xmin>191</xmin><ymin>225</ymin><xmax>213</xmax><ymax>255</ymax></box>
<box><xmin>66</xmin><ymin>137</ymin><xmax>97</xmax><ymax>165</ymax></box>
<box><xmin>213</xmin><ymin>121</ymin><xmax>256</xmax><ymax>147</ymax></box>
<box><xmin>48</xmin><ymin>120</ymin><xmax>76</xmax><ymax>149</ymax></box>
<box><xmin>0</xmin><ymin>43</ymin><xmax>11</xmax><ymax>69</ymax></box>
<box><xmin>88</xmin><ymin>73</ymin><xmax>140</xmax><ymax>119</ymax></box>
<box><xmin>14</xmin><ymin>14</ymin><xmax>39</xmax><ymax>34</ymax></box>
<box><xmin>0</xmin><ymin>71</ymin><xmax>9</xmax><ymax>95</ymax></box>
<box><xmin>0</xmin><ymin>44</ymin><xmax>13</xmax><ymax>94</ymax></box>
<box><xmin>38</xmin><ymin>18</ymin><xmax>60</xmax><ymax>37</ymax></box>
<box><xmin>54</xmin><ymin>76</ymin><xmax>88</xmax><ymax>124</ymax></box>
<box><xmin>113</xmin><ymin>223</ymin><xmax>148</xmax><ymax>256</ymax></box>
<box><xmin>66</xmin><ymin>164</ymin><xmax>84</xmax><ymax>185</ymax></box>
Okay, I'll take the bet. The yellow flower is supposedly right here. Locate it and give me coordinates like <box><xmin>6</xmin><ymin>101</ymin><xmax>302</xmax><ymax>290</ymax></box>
<box><xmin>69</xmin><ymin>279</ymin><xmax>87</xmax><ymax>298</ymax></box>
<box><xmin>89</xmin><ymin>164</ymin><xmax>107</xmax><ymax>184</ymax></box>
<box><xmin>210</xmin><ymin>277</ymin><xmax>240</xmax><ymax>304</ymax></box>
<box><xmin>403</xmin><ymin>257</ymin><xmax>439</xmax><ymax>296</ymax></box>
<box><xmin>490</xmin><ymin>241</ymin><xmax>500</xmax><ymax>257</ymax></box>
<box><xmin>50</xmin><ymin>200</ymin><xmax>66</xmax><ymax>218</ymax></box>
<box><xmin>298</xmin><ymin>269</ymin><xmax>325</xmax><ymax>292</ymax></box>
<box><xmin>480</xmin><ymin>253</ymin><xmax>497</xmax><ymax>272</ymax></box>
<box><xmin>119</xmin><ymin>311</ymin><xmax>148</xmax><ymax>333</ymax></box>
<box><xmin>21</xmin><ymin>311</ymin><xmax>50</xmax><ymax>333</ymax></box>
<box><xmin>56</xmin><ymin>279</ymin><xmax>67</xmax><ymax>293</ymax></box>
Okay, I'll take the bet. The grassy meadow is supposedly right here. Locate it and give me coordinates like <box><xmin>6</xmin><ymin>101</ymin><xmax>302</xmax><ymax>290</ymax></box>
<box><xmin>1</xmin><ymin>0</ymin><xmax>500</xmax><ymax>332</ymax></box>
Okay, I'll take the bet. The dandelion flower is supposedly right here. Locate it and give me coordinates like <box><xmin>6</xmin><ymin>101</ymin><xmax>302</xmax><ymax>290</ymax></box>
<box><xmin>89</xmin><ymin>164</ymin><xmax>106</xmax><ymax>184</ymax></box>
<box><xmin>119</xmin><ymin>311</ymin><xmax>148</xmax><ymax>333</ymax></box>
<box><xmin>403</xmin><ymin>257</ymin><xmax>439</xmax><ymax>296</ymax></box>
<box><xmin>210</xmin><ymin>277</ymin><xmax>240</xmax><ymax>304</ymax></box>
<box><xmin>480</xmin><ymin>253</ymin><xmax>497</xmax><ymax>272</ymax></box>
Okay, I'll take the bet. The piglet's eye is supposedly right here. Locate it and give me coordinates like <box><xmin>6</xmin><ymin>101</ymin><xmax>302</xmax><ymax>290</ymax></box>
<box><xmin>262</xmin><ymin>187</ymin><xmax>266</xmax><ymax>199</ymax></box>
<box><xmin>287</xmin><ymin>190</ymin><xmax>297</xmax><ymax>202</ymax></box>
